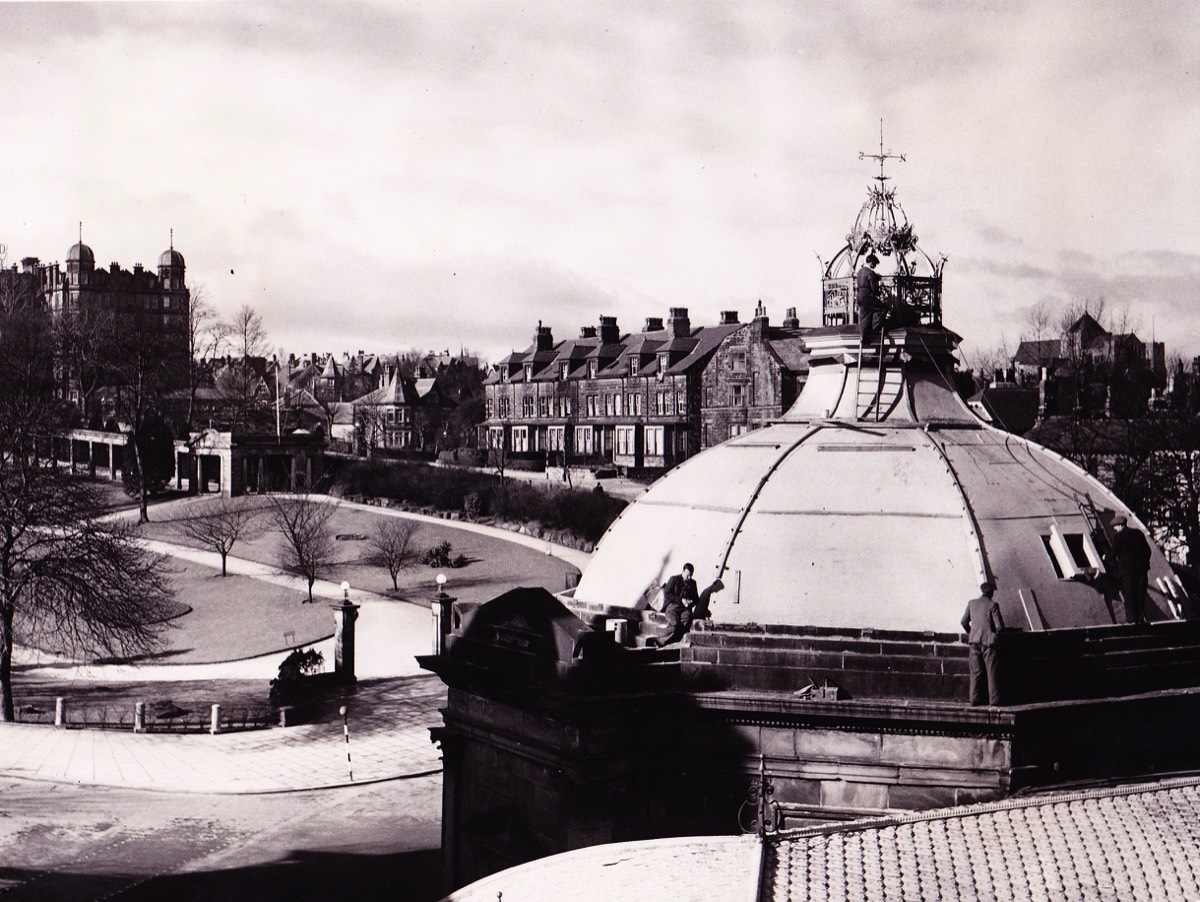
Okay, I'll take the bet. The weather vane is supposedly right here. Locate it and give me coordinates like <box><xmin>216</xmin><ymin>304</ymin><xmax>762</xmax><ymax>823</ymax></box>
<box><xmin>859</xmin><ymin>119</ymin><xmax>905</xmax><ymax>184</ymax></box>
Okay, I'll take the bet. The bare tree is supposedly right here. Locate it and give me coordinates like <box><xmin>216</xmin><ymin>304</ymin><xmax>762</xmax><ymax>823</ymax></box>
<box><xmin>356</xmin><ymin>401</ymin><xmax>389</xmax><ymax>458</ymax></box>
<box><xmin>364</xmin><ymin>518</ymin><xmax>419</xmax><ymax>590</ymax></box>
<box><xmin>107</xmin><ymin>308</ymin><xmax>188</xmax><ymax>523</ymax></box>
<box><xmin>0</xmin><ymin>305</ymin><xmax>176</xmax><ymax>721</ymax></box>
<box><xmin>213</xmin><ymin>304</ymin><xmax>272</xmax><ymax>432</ymax></box>
<box><xmin>225</xmin><ymin>303</ymin><xmax>269</xmax><ymax>361</ymax></box>
<box><xmin>966</xmin><ymin>335</ymin><xmax>1011</xmax><ymax>388</ymax></box>
<box><xmin>176</xmin><ymin>496</ymin><xmax>265</xmax><ymax>576</ymax></box>
<box><xmin>268</xmin><ymin>494</ymin><xmax>337</xmax><ymax>603</ymax></box>
<box><xmin>53</xmin><ymin>305</ymin><xmax>117</xmax><ymax>426</ymax></box>
<box><xmin>185</xmin><ymin>285</ymin><xmax>228</xmax><ymax>431</ymax></box>
<box><xmin>488</xmin><ymin>420</ymin><xmax>510</xmax><ymax>515</ymax></box>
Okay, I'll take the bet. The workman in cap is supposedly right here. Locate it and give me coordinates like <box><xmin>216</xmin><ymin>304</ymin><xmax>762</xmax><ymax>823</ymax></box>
<box><xmin>855</xmin><ymin>252</ymin><xmax>887</xmax><ymax>344</ymax></box>
<box><xmin>1107</xmin><ymin>514</ymin><xmax>1152</xmax><ymax>624</ymax></box>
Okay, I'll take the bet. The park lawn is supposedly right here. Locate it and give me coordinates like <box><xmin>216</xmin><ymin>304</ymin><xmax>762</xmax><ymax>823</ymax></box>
<box><xmin>146</xmin><ymin>498</ymin><xmax>581</xmax><ymax>607</ymax></box>
<box><xmin>16</xmin><ymin>558</ymin><xmax>328</xmax><ymax>666</ymax></box>
<box><xmin>146</xmin><ymin>560</ymin><xmax>331</xmax><ymax>665</ymax></box>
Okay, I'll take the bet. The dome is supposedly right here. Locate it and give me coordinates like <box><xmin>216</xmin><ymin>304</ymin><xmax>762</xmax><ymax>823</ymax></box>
<box><xmin>572</xmin><ymin>327</ymin><xmax>1186</xmax><ymax>634</ymax></box>
<box><xmin>158</xmin><ymin>248</ymin><xmax>185</xmax><ymax>268</ymax></box>
<box><xmin>66</xmin><ymin>242</ymin><xmax>94</xmax><ymax>266</ymax></box>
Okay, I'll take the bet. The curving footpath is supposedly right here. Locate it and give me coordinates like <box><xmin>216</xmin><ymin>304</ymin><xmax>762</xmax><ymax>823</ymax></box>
<box><xmin>2</xmin><ymin>503</ymin><xmax>592</xmax><ymax>794</ymax></box>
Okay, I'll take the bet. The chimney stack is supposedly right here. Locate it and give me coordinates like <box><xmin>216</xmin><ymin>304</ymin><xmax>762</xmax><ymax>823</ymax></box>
<box><xmin>644</xmin><ymin>316</ymin><xmax>664</xmax><ymax>332</ymax></box>
<box><xmin>579</xmin><ymin>325</ymin><xmax>597</xmax><ymax>339</ymax></box>
<box><xmin>534</xmin><ymin>320</ymin><xmax>554</xmax><ymax>351</ymax></box>
<box><xmin>668</xmin><ymin>307</ymin><xmax>690</xmax><ymax>339</ymax></box>
<box><xmin>598</xmin><ymin>316</ymin><xmax>620</xmax><ymax>345</ymax></box>
<box><xmin>782</xmin><ymin>307</ymin><xmax>800</xmax><ymax>330</ymax></box>
<box><xmin>719</xmin><ymin>310</ymin><xmax>739</xmax><ymax>325</ymax></box>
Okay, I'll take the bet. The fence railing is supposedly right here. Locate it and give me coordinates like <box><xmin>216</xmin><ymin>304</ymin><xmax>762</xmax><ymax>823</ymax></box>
<box><xmin>14</xmin><ymin>698</ymin><xmax>276</xmax><ymax>734</ymax></box>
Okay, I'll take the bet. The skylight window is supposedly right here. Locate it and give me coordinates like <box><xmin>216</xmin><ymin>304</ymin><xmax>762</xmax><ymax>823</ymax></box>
<box><xmin>1042</xmin><ymin>523</ymin><xmax>1104</xmax><ymax>580</ymax></box>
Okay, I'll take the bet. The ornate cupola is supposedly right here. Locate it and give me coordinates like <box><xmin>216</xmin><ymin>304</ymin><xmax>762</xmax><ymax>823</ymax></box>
<box><xmin>819</xmin><ymin>131</ymin><xmax>946</xmax><ymax>330</ymax></box>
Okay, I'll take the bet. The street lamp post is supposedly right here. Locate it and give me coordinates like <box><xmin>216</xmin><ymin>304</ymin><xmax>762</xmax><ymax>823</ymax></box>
<box><xmin>432</xmin><ymin>573</ymin><xmax>456</xmax><ymax>654</ymax></box>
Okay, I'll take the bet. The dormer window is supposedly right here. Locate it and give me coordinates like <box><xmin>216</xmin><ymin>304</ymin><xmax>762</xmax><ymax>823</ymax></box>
<box><xmin>560</xmin><ymin>363</ymin><xmax>569</xmax><ymax>380</ymax></box>
<box><xmin>629</xmin><ymin>357</ymin><xmax>639</xmax><ymax>377</ymax></box>
<box><xmin>588</xmin><ymin>360</ymin><xmax>597</xmax><ymax>378</ymax></box>
<box><xmin>659</xmin><ymin>354</ymin><xmax>668</xmax><ymax>371</ymax></box>
<box><xmin>524</xmin><ymin>364</ymin><xmax>533</xmax><ymax>381</ymax></box>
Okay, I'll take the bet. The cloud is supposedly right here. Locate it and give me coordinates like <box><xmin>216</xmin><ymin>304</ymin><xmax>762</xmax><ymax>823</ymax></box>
<box><xmin>3</xmin><ymin>0</ymin><xmax>1200</xmax><ymax>370</ymax></box>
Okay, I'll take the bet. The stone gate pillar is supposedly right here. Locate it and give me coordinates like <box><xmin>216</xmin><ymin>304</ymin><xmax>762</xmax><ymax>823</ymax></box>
<box><xmin>331</xmin><ymin>582</ymin><xmax>361</xmax><ymax>683</ymax></box>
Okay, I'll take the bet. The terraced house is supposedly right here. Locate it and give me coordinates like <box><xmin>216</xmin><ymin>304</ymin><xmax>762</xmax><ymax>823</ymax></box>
<box><xmin>482</xmin><ymin>304</ymin><xmax>811</xmax><ymax>474</ymax></box>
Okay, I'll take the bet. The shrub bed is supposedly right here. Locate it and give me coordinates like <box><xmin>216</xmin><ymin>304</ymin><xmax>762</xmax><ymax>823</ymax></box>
<box><xmin>337</xmin><ymin>459</ymin><xmax>626</xmax><ymax>544</ymax></box>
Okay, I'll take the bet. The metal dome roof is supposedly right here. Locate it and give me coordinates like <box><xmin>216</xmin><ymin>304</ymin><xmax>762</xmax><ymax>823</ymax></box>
<box><xmin>66</xmin><ymin>242</ymin><xmax>94</xmax><ymax>265</ymax></box>
<box><xmin>572</xmin><ymin>327</ymin><xmax>1185</xmax><ymax>634</ymax></box>
<box><xmin>158</xmin><ymin>248</ymin><xmax>185</xmax><ymax>268</ymax></box>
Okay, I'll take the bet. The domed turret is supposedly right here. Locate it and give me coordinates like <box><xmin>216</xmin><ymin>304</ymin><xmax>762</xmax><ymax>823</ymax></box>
<box><xmin>66</xmin><ymin>242</ymin><xmax>94</xmax><ymax>266</ymax></box>
<box><xmin>158</xmin><ymin>234</ymin><xmax>185</xmax><ymax>289</ymax></box>
<box><xmin>65</xmin><ymin>240</ymin><xmax>95</xmax><ymax>287</ymax></box>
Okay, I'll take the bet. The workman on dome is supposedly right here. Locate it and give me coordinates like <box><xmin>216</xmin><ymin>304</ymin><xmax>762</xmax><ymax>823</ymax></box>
<box><xmin>855</xmin><ymin>252</ymin><xmax>888</xmax><ymax>344</ymax></box>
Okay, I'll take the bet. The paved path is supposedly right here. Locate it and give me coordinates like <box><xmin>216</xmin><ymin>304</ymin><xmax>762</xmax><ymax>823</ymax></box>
<box><xmin>0</xmin><ymin>675</ymin><xmax>446</xmax><ymax>793</ymax></box>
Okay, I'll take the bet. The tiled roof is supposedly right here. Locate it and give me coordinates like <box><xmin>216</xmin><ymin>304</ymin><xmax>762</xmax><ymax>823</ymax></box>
<box><xmin>356</xmin><ymin>375</ymin><xmax>410</xmax><ymax>406</ymax></box>
<box><xmin>766</xmin><ymin>337</ymin><xmax>810</xmax><ymax>373</ymax></box>
<box><xmin>1013</xmin><ymin>339</ymin><xmax>1062</xmax><ymax>367</ymax></box>
<box><xmin>762</xmin><ymin>778</ymin><xmax>1200</xmax><ymax>901</ymax></box>
<box><xmin>667</xmin><ymin>322</ymin><xmax>744</xmax><ymax>374</ymax></box>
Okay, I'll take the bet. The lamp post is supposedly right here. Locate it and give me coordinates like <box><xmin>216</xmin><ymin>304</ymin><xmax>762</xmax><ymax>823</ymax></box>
<box><xmin>432</xmin><ymin>573</ymin><xmax>455</xmax><ymax>654</ymax></box>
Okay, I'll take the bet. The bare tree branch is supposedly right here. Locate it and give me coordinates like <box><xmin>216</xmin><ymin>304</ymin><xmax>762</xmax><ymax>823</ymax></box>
<box><xmin>267</xmin><ymin>494</ymin><xmax>337</xmax><ymax>603</ymax></box>
<box><xmin>364</xmin><ymin>518</ymin><xmax>418</xmax><ymax>590</ymax></box>
<box><xmin>175</xmin><ymin>496</ymin><xmax>266</xmax><ymax>576</ymax></box>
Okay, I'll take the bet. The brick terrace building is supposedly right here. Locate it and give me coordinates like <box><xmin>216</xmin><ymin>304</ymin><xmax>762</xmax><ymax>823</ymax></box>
<box><xmin>482</xmin><ymin>305</ymin><xmax>810</xmax><ymax>474</ymax></box>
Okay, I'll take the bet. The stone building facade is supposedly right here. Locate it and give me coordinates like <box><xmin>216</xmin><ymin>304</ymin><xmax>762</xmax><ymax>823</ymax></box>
<box><xmin>30</xmin><ymin>238</ymin><xmax>191</xmax><ymax>413</ymax></box>
<box><xmin>481</xmin><ymin>305</ymin><xmax>809</xmax><ymax>474</ymax></box>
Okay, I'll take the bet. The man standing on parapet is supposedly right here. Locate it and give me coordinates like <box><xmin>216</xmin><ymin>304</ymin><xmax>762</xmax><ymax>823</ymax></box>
<box><xmin>961</xmin><ymin>580</ymin><xmax>1004</xmax><ymax>706</ymax></box>
<box><xmin>855</xmin><ymin>252</ymin><xmax>887</xmax><ymax>344</ymax></box>
<box><xmin>1108</xmin><ymin>514</ymin><xmax>1152</xmax><ymax>625</ymax></box>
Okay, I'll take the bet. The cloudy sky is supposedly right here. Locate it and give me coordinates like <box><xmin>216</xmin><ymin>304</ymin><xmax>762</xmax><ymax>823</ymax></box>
<box><xmin>2</xmin><ymin>0</ymin><xmax>1198</xmax><ymax>367</ymax></box>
